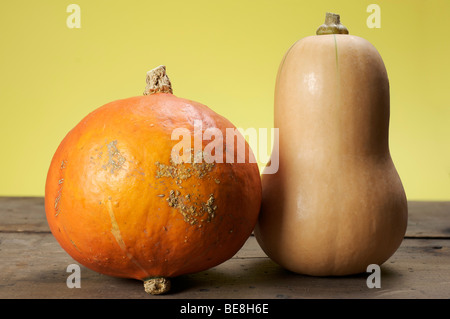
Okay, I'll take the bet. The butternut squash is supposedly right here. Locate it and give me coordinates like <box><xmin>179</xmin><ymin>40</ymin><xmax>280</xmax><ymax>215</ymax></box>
<box><xmin>254</xmin><ymin>13</ymin><xmax>408</xmax><ymax>276</ymax></box>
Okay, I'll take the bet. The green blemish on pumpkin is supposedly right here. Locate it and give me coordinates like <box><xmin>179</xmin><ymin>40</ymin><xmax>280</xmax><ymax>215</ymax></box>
<box><xmin>106</xmin><ymin>140</ymin><xmax>126</xmax><ymax>174</ymax></box>
<box><xmin>155</xmin><ymin>151</ymin><xmax>218</xmax><ymax>226</ymax></box>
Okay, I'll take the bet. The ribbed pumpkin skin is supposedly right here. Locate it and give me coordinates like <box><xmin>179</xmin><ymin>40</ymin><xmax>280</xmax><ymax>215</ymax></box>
<box><xmin>45</xmin><ymin>93</ymin><xmax>261</xmax><ymax>280</ymax></box>
<box><xmin>254</xmin><ymin>35</ymin><xmax>408</xmax><ymax>276</ymax></box>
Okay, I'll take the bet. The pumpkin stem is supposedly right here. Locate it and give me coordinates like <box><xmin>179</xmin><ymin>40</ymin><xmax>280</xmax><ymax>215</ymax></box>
<box><xmin>316</xmin><ymin>12</ymin><xmax>349</xmax><ymax>35</ymax></box>
<box><xmin>143</xmin><ymin>65</ymin><xmax>173</xmax><ymax>95</ymax></box>
<box><xmin>143</xmin><ymin>277</ymin><xmax>171</xmax><ymax>295</ymax></box>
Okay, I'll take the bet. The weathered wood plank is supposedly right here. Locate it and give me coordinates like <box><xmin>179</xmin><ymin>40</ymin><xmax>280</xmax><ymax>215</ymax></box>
<box><xmin>406</xmin><ymin>201</ymin><xmax>450</xmax><ymax>238</ymax></box>
<box><xmin>1</xmin><ymin>197</ymin><xmax>449</xmax><ymax>299</ymax></box>
<box><xmin>1</xmin><ymin>197</ymin><xmax>449</xmax><ymax>237</ymax></box>
<box><xmin>0</xmin><ymin>233</ymin><xmax>448</xmax><ymax>299</ymax></box>
<box><xmin>0</xmin><ymin>197</ymin><xmax>48</xmax><ymax>232</ymax></box>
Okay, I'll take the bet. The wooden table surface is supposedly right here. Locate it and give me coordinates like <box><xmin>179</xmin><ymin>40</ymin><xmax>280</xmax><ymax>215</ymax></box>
<box><xmin>0</xmin><ymin>197</ymin><xmax>449</xmax><ymax>299</ymax></box>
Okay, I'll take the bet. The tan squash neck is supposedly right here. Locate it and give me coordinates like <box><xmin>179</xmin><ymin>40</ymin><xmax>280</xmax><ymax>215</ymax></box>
<box><xmin>143</xmin><ymin>65</ymin><xmax>173</xmax><ymax>95</ymax></box>
<box><xmin>316</xmin><ymin>12</ymin><xmax>349</xmax><ymax>35</ymax></box>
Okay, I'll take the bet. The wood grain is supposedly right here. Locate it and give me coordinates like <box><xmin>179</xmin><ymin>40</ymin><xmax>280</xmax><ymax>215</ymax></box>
<box><xmin>0</xmin><ymin>197</ymin><xmax>449</xmax><ymax>299</ymax></box>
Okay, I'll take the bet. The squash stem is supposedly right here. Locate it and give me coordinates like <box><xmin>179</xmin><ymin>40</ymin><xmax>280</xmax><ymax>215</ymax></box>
<box><xmin>316</xmin><ymin>12</ymin><xmax>349</xmax><ymax>35</ymax></box>
<box><xmin>143</xmin><ymin>65</ymin><xmax>173</xmax><ymax>95</ymax></box>
<box><xmin>143</xmin><ymin>277</ymin><xmax>171</xmax><ymax>295</ymax></box>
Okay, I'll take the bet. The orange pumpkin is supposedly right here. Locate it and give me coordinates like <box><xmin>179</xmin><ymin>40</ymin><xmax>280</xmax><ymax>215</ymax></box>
<box><xmin>45</xmin><ymin>66</ymin><xmax>262</xmax><ymax>294</ymax></box>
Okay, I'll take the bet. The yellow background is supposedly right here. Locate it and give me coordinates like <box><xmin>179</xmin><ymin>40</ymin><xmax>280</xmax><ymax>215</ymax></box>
<box><xmin>0</xmin><ymin>0</ymin><xmax>449</xmax><ymax>200</ymax></box>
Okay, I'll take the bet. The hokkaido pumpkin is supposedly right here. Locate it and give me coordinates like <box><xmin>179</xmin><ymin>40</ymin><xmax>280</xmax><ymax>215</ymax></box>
<box><xmin>45</xmin><ymin>65</ymin><xmax>262</xmax><ymax>294</ymax></box>
<box><xmin>254</xmin><ymin>13</ymin><xmax>408</xmax><ymax>276</ymax></box>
